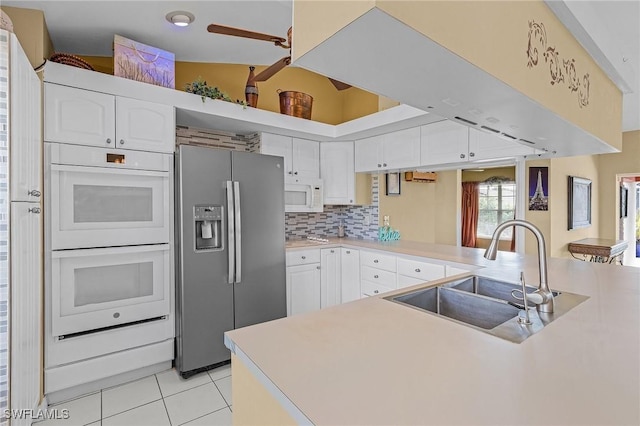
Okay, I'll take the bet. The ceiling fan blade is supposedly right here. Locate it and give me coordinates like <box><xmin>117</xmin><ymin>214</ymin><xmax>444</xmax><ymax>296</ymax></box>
<box><xmin>207</xmin><ymin>24</ymin><xmax>287</xmax><ymax>44</ymax></box>
<box><xmin>253</xmin><ymin>56</ymin><xmax>291</xmax><ymax>82</ymax></box>
<box><xmin>328</xmin><ymin>78</ymin><xmax>352</xmax><ymax>91</ymax></box>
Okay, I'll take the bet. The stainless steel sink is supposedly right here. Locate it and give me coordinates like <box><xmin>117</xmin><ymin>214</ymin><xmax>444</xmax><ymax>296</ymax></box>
<box><xmin>386</xmin><ymin>275</ymin><xmax>589</xmax><ymax>343</ymax></box>
<box><xmin>446</xmin><ymin>276</ymin><xmax>560</xmax><ymax>307</ymax></box>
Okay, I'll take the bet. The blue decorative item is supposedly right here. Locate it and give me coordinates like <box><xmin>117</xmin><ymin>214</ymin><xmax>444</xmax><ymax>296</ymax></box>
<box><xmin>378</xmin><ymin>226</ymin><xmax>401</xmax><ymax>241</ymax></box>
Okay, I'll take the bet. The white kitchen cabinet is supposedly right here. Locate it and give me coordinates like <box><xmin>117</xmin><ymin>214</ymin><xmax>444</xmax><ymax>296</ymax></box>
<box><xmin>420</xmin><ymin>120</ymin><xmax>470</xmax><ymax>165</ymax></box>
<box><xmin>340</xmin><ymin>248</ymin><xmax>360</xmax><ymax>303</ymax></box>
<box><xmin>321</xmin><ymin>141</ymin><xmax>355</xmax><ymax>205</ymax></box>
<box><xmin>261</xmin><ymin>133</ymin><xmax>319</xmax><ymax>178</ymax></box>
<box><xmin>286</xmin><ymin>264</ymin><xmax>321</xmax><ymax>316</ymax></box>
<box><xmin>360</xmin><ymin>250</ymin><xmax>397</xmax><ymax>298</ymax></box>
<box><xmin>397</xmin><ymin>257</ymin><xmax>445</xmax><ymax>289</ymax></box>
<box><xmin>355</xmin><ymin>127</ymin><xmax>421</xmax><ymax>172</ymax></box>
<box><xmin>321</xmin><ymin>248</ymin><xmax>341</xmax><ymax>308</ymax></box>
<box><xmin>45</xmin><ymin>84</ymin><xmax>174</xmax><ymax>153</ymax></box>
<box><xmin>286</xmin><ymin>249</ymin><xmax>321</xmax><ymax>316</ymax></box>
<box><xmin>468</xmin><ymin>128</ymin><xmax>535</xmax><ymax>160</ymax></box>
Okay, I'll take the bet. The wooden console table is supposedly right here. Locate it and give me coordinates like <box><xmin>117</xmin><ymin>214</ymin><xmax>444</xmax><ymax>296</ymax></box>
<box><xmin>568</xmin><ymin>238</ymin><xmax>628</xmax><ymax>265</ymax></box>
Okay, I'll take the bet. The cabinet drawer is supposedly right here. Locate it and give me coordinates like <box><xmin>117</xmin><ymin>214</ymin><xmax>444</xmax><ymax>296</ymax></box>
<box><xmin>286</xmin><ymin>249</ymin><xmax>321</xmax><ymax>266</ymax></box>
<box><xmin>397</xmin><ymin>258</ymin><xmax>445</xmax><ymax>281</ymax></box>
<box><xmin>446</xmin><ymin>265</ymin><xmax>472</xmax><ymax>277</ymax></box>
<box><xmin>360</xmin><ymin>251</ymin><xmax>396</xmax><ymax>272</ymax></box>
<box><xmin>398</xmin><ymin>275</ymin><xmax>428</xmax><ymax>289</ymax></box>
<box><xmin>361</xmin><ymin>280</ymin><xmax>394</xmax><ymax>297</ymax></box>
<box><xmin>361</xmin><ymin>266</ymin><xmax>396</xmax><ymax>287</ymax></box>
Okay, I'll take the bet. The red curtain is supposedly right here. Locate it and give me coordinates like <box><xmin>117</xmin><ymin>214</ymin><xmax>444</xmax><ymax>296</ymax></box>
<box><xmin>461</xmin><ymin>182</ymin><xmax>479</xmax><ymax>248</ymax></box>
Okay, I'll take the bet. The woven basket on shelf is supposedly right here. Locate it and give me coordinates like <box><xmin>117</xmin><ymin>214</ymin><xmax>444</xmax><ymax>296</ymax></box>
<box><xmin>49</xmin><ymin>53</ymin><xmax>94</xmax><ymax>71</ymax></box>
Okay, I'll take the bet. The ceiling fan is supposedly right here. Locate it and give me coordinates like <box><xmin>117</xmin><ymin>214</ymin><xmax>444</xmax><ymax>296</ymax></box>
<box><xmin>206</xmin><ymin>24</ymin><xmax>351</xmax><ymax>90</ymax></box>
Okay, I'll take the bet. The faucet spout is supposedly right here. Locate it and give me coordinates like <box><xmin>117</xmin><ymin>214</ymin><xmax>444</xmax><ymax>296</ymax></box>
<box><xmin>483</xmin><ymin>220</ymin><xmax>554</xmax><ymax>313</ymax></box>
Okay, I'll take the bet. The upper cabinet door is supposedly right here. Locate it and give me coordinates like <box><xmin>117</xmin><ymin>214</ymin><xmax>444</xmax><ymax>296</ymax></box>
<box><xmin>420</xmin><ymin>120</ymin><xmax>469</xmax><ymax>165</ymax></box>
<box><xmin>261</xmin><ymin>133</ymin><xmax>293</xmax><ymax>177</ymax></box>
<box><xmin>354</xmin><ymin>135</ymin><xmax>382</xmax><ymax>172</ymax></box>
<box><xmin>10</xmin><ymin>36</ymin><xmax>42</xmax><ymax>202</ymax></box>
<box><xmin>321</xmin><ymin>141</ymin><xmax>355</xmax><ymax>205</ymax></box>
<box><xmin>115</xmin><ymin>97</ymin><xmax>175</xmax><ymax>153</ymax></box>
<box><xmin>45</xmin><ymin>84</ymin><xmax>115</xmax><ymax>148</ymax></box>
<box><xmin>468</xmin><ymin>128</ymin><xmax>535</xmax><ymax>161</ymax></box>
<box><xmin>292</xmin><ymin>138</ymin><xmax>320</xmax><ymax>178</ymax></box>
<box><xmin>382</xmin><ymin>127</ymin><xmax>421</xmax><ymax>170</ymax></box>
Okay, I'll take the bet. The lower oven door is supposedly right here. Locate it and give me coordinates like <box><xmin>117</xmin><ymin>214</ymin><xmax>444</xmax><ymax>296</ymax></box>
<box><xmin>51</xmin><ymin>244</ymin><xmax>171</xmax><ymax>337</ymax></box>
<box><xmin>50</xmin><ymin>163</ymin><xmax>170</xmax><ymax>250</ymax></box>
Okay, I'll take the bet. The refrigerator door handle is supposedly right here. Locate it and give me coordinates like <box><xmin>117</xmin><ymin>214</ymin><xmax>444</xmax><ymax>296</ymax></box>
<box><xmin>226</xmin><ymin>180</ymin><xmax>235</xmax><ymax>284</ymax></box>
<box><xmin>233</xmin><ymin>181</ymin><xmax>242</xmax><ymax>283</ymax></box>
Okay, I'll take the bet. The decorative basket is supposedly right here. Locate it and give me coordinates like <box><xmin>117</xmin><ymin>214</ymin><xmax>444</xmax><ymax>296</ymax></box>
<box><xmin>278</xmin><ymin>90</ymin><xmax>313</xmax><ymax>119</ymax></box>
<box><xmin>49</xmin><ymin>53</ymin><xmax>95</xmax><ymax>71</ymax></box>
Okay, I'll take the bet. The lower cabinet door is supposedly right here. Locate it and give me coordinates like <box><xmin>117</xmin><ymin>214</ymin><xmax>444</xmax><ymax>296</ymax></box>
<box><xmin>286</xmin><ymin>264</ymin><xmax>321</xmax><ymax>316</ymax></box>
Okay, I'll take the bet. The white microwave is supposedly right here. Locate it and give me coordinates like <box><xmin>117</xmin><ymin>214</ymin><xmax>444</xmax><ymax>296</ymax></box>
<box><xmin>284</xmin><ymin>178</ymin><xmax>324</xmax><ymax>213</ymax></box>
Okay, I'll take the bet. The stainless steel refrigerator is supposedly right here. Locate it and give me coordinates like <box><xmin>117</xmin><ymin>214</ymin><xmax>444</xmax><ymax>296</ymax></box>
<box><xmin>175</xmin><ymin>145</ymin><xmax>286</xmax><ymax>377</ymax></box>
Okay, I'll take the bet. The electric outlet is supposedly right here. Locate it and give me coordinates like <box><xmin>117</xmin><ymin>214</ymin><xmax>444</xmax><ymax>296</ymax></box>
<box><xmin>383</xmin><ymin>215</ymin><xmax>390</xmax><ymax>226</ymax></box>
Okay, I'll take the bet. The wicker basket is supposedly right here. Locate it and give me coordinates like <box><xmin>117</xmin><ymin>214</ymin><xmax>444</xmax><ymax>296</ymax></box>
<box><xmin>49</xmin><ymin>53</ymin><xmax>94</xmax><ymax>71</ymax></box>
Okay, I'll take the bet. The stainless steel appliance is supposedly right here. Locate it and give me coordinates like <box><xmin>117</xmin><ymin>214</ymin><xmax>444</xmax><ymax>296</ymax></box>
<box><xmin>175</xmin><ymin>145</ymin><xmax>286</xmax><ymax>377</ymax></box>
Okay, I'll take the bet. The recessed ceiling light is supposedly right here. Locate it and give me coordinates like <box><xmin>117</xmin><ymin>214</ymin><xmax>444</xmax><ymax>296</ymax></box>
<box><xmin>166</xmin><ymin>11</ymin><xmax>195</xmax><ymax>27</ymax></box>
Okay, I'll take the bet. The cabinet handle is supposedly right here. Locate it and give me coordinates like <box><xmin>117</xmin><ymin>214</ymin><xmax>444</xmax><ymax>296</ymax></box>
<box><xmin>377</xmin><ymin>164</ymin><xmax>381</xmax><ymax>168</ymax></box>
<box><xmin>330</xmin><ymin>250</ymin><xmax>334</xmax><ymax>253</ymax></box>
<box><xmin>294</xmin><ymin>171</ymin><xmax>298</xmax><ymax>175</ymax></box>
<box><xmin>301</xmin><ymin>256</ymin><xmax>306</xmax><ymax>259</ymax></box>
<box><xmin>469</xmin><ymin>152</ymin><xmax>475</xmax><ymax>158</ymax></box>
<box><xmin>346</xmin><ymin>250</ymin><xmax>350</xmax><ymax>254</ymax></box>
<box><xmin>28</xmin><ymin>207</ymin><xmax>41</xmax><ymax>214</ymax></box>
<box><xmin>460</xmin><ymin>153</ymin><xmax>466</xmax><ymax>159</ymax></box>
<box><xmin>316</xmin><ymin>266</ymin><xmax>321</xmax><ymax>270</ymax></box>
<box><xmin>28</xmin><ymin>190</ymin><xmax>41</xmax><ymax>197</ymax></box>
<box><xmin>106</xmin><ymin>138</ymin><xmax>112</xmax><ymax>144</ymax></box>
<box><xmin>288</xmin><ymin>171</ymin><xmax>292</xmax><ymax>175</ymax></box>
<box><xmin>415</xmin><ymin>268</ymin><xmax>421</xmax><ymax>273</ymax></box>
<box><xmin>119</xmin><ymin>139</ymin><xmax>125</xmax><ymax>145</ymax></box>
<box><xmin>383</xmin><ymin>163</ymin><xmax>387</xmax><ymax>167</ymax></box>
<box><xmin>374</xmin><ymin>274</ymin><xmax>379</xmax><ymax>279</ymax></box>
<box><xmin>374</xmin><ymin>290</ymin><xmax>379</xmax><ymax>294</ymax></box>
<box><xmin>373</xmin><ymin>259</ymin><xmax>379</xmax><ymax>263</ymax></box>
<box><xmin>349</xmin><ymin>199</ymin><xmax>353</xmax><ymax>203</ymax></box>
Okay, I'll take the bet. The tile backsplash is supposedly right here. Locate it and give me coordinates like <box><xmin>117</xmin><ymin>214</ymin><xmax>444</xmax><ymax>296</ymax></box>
<box><xmin>176</xmin><ymin>125</ymin><xmax>380</xmax><ymax>241</ymax></box>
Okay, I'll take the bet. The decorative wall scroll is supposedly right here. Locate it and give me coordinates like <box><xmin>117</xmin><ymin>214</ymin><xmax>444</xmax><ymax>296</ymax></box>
<box><xmin>526</xmin><ymin>20</ymin><xmax>590</xmax><ymax>108</ymax></box>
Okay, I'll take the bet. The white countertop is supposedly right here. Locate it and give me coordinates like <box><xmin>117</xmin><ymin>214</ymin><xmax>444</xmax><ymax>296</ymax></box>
<box><xmin>228</xmin><ymin>240</ymin><xmax>640</xmax><ymax>425</ymax></box>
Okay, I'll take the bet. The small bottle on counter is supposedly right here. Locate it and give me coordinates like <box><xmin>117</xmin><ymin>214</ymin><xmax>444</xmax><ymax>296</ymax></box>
<box><xmin>338</xmin><ymin>220</ymin><xmax>345</xmax><ymax>238</ymax></box>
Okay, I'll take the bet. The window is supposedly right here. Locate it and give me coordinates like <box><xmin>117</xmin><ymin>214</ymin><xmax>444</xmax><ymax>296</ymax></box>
<box><xmin>477</xmin><ymin>182</ymin><xmax>516</xmax><ymax>239</ymax></box>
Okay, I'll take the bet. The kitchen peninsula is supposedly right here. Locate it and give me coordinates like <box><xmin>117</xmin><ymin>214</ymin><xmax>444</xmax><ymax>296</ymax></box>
<box><xmin>226</xmin><ymin>239</ymin><xmax>640</xmax><ymax>425</ymax></box>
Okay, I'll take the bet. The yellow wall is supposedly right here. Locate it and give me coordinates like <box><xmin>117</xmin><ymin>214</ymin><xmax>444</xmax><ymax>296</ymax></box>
<box><xmin>79</xmin><ymin>56</ymin><xmax>379</xmax><ymax>125</ymax></box>
<box><xmin>597</xmin><ymin>131</ymin><xmax>640</xmax><ymax>239</ymax></box>
<box><xmin>378</xmin><ymin>170</ymin><xmax>458</xmax><ymax>245</ymax></box>
<box><xmin>1</xmin><ymin>6</ymin><xmax>53</xmax><ymax>68</ymax></box>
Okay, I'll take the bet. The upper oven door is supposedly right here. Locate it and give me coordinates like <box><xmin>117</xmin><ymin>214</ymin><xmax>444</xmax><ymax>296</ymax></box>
<box><xmin>50</xmin><ymin>163</ymin><xmax>170</xmax><ymax>250</ymax></box>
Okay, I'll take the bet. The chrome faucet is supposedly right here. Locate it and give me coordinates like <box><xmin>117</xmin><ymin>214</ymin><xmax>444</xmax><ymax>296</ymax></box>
<box><xmin>484</xmin><ymin>220</ymin><xmax>555</xmax><ymax>313</ymax></box>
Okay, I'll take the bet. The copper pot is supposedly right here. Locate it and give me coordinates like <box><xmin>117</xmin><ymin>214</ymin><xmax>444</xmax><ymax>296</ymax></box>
<box><xmin>277</xmin><ymin>90</ymin><xmax>313</xmax><ymax>120</ymax></box>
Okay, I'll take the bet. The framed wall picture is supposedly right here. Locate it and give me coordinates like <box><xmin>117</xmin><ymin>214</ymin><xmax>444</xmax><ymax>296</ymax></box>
<box><xmin>385</xmin><ymin>172</ymin><xmax>401</xmax><ymax>196</ymax></box>
<box><xmin>528</xmin><ymin>167</ymin><xmax>549</xmax><ymax>211</ymax></box>
<box><xmin>568</xmin><ymin>176</ymin><xmax>592</xmax><ymax>230</ymax></box>
<box><xmin>620</xmin><ymin>186</ymin><xmax>628</xmax><ymax>218</ymax></box>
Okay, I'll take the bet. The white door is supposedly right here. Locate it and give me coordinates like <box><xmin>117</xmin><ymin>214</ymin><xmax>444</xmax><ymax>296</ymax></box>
<box><xmin>261</xmin><ymin>133</ymin><xmax>292</xmax><ymax>177</ymax></box>
<box><xmin>468</xmin><ymin>128</ymin><xmax>535</xmax><ymax>161</ymax></box>
<box><xmin>340</xmin><ymin>248</ymin><xmax>360</xmax><ymax>303</ymax></box>
<box><xmin>116</xmin><ymin>97</ymin><xmax>175</xmax><ymax>153</ymax></box>
<box><xmin>321</xmin><ymin>141</ymin><xmax>355</xmax><ymax>205</ymax></box>
<box><xmin>50</xmin><ymin>164</ymin><xmax>170</xmax><ymax>249</ymax></box>
<box><xmin>382</xmin><ymin>127</ymin><xmax>421</xmax><ymax>170</ymax></box>
<box><xmin>51</xmin><ymin>244</ymin><xmax>171</xmax><ymax>337</ymax></box>
<box><xmin>45</xmin><ymin>84</ymin><xmax>115</xmax><ymax>148</ymax></box>
<box><xmin>320</xmin><ymin>248</ymin><xmax>341</xmax><ymax>308</ymax></box>
<box><xmin>292</xmin><ymin>138</ymin><xmax>320</xmax><ymax>178</ymax></box>
<box><xmin>355</xmin><ymin>135</ymin><xmax>382</xmax><ymax>172</ymax></box>
<box><xmin>420</xmin><ymin>120</ymin><xmax>469</xmax><ymax>165</ymax></box>
<box><xmin>286</xmin><ymin>264</ymin><xmax>321</xmax><ymax>316</ymax></box>
<box><xmin>9</xmin><ymin>35</ymin><xmax>42</xmax><ymax>202</ymax></box>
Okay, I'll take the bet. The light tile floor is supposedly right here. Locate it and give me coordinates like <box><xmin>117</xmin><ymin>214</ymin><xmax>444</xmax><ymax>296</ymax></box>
<box><xmin>37</xmin><ymin>365</ymin><xmax>232</xmax><ymax>426</ymax></box>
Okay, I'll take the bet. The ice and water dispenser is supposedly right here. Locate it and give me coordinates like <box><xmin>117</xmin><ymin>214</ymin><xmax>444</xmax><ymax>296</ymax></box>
<box><xmin>194</xmin><ymin>205</ymin><xmax>223</xmax><ymax>251</ymax></box>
